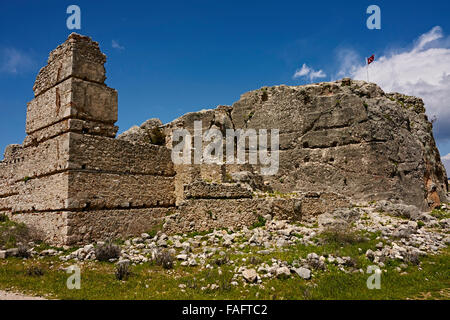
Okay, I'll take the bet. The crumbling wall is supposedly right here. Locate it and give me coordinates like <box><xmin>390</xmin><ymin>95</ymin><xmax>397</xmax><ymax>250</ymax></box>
<box><xmin>0</xmin><ymin>34</ymin><xmax>175</xmax><ymax>245</ymax></box>
<box><xmin>154</xmin><ymin>79</ymin><xmax>448</xmax><ymax>211</ymax></box>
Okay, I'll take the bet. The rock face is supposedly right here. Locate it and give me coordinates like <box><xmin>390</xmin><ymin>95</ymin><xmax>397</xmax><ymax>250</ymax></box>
<box><xmin>160</xmin><ymin>79</ymin><xmax>447</xmax><ymax>210</ymax></box>
<box><xmin>0</xmin><ymin>34</ymin><xmax>447</xmax><ymax>245</ymax></box>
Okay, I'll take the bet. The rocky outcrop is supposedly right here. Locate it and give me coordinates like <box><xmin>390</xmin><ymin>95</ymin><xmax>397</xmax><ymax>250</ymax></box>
<box><xmin>141</xmin><ymin>78</ymin><xmax>447</xmax><ymax>210</ymax></box>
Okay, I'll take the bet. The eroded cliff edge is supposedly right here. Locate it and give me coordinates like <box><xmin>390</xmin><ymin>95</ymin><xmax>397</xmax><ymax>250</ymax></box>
<box><xmin>121</xmin><ymin>78</ymin><xmax>448</xmax><ymax>211</ymax></box>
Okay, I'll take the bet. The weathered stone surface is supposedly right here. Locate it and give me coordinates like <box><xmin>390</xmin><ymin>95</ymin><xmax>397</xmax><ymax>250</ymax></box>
<box><xmin>294</xmin><ymin>267</ymin><xmax>311</xmax><ymax>280</ymax></box>
<box><xmin>33</xmin><ymin>33</ymin><xmax>106</xmax><ymax>97</ymax></box>
<box><xmin>164</xmin><ymin>199</ymin><xmax>268</xmax><ymax>234</ymax></box>
<box><xmin>163</xmin><ymin>197</ymin><xmax>302</xmax><ymax>234</ymax></box>
<box><xmin>184</xmin><ymin>181</ymin><xmax>253</xmax><ymax>199</ymax></box>
<box><xmin>118</xmin><ymin>118</ymin><xmax>164</xmax><ymax>145</ymax></box>
<box><xmin>68</xmin><ymin>133</ymin><xmax>175</xmax><ymax>176</ymax></box>
<box><xmin>67</xmin><ymin>171</ymin><xmax>175</xmax><ymax>209</ymax></box>
<box><xmin>27</xmin><ymin>77</ymin><xmax>117</xmax><ymax>135</ymax></box>
<box><xmin>11</xmin><ymin>208</ymin><xmax>171</xmax><ymax>245</ymax></box>
<box><xmin>242</xmin><ymin>269</ymin><xmax>258</xmax><ymax>283</ymax></box>
<box><xmin>318</xmin><ymin>207</ymin><xmax>361</xmax><ymax>229</ymax></box>
<box><xmin>376</xmin><ymin>200</ymin><xmax>421</xmax><ymax>220</ymax></box>
<box><xmin>1</xmin><ymin>172</ymin><xmax>68</xmax><ymax>212</ymax></box>
<box><xmin>159</xmin><ymin>80</ymin><xmax>447</xmax><ymax>210</ymax></box>
<box><xmin>1</xmin><ymin>134</ymin><xmax>70</xmax><ymax>182</ymax></box>
<box><xmin>23</xmin><ymin>119</ymin><xmax>118</xmax><ymax>147</ymax></box>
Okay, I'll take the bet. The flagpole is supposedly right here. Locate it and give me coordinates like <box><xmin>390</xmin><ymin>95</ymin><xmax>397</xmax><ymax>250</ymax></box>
<box><xmin>366</xmin><ymin>57</ymin><xmax>369</xmax><ymax>82</ymax></box>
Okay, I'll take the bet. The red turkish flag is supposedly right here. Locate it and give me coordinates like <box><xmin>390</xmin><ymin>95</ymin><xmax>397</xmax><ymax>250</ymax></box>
<box><xmin>367</xmin><ymin>55</ymin><xmax>375</xmax><ymax>65</ymax></box>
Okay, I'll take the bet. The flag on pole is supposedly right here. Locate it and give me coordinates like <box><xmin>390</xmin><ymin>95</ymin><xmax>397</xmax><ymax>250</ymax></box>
<box><xmin>367</xmin><ymin>54</ymin><xmax>375</xmax><ymax>65</ymax></box>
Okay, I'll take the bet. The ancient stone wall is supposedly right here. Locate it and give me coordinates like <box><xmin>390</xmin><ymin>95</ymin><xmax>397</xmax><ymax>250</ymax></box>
<box><xmin>1</xmin><ymin>33</ymin><xmax>447</xmax><ymax>245</ymax></box>
<box><xmin>0</xmin><ymin>34</ymin><xmax>175</xmax><ymax>245</ymax></box>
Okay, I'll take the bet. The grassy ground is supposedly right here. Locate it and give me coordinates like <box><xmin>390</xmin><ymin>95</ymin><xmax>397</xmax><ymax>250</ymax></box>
<box><xmin>0</xmin><ymin>235</ymin><xmax>448</xmax><ymax>300</ymax></box>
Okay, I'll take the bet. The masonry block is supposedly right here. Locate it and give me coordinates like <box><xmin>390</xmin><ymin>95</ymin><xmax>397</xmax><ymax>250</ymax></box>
<box><xmin>26</xmin><ymin>77</ymin><xmax>117</xmax><ymax>135</ymax></box>
<box><xmin>67</xmin><ymin>171</ymin><xmax>175</xmax><ymax>209</ymax></box>
<box><xmin>33</xmin><ymin>33</ymin><xmax>106</xmax><ymax>97</ymax></box>
<box><xmin>68</xmin><ymin>133</ymin><xmax>175</xmax><ymax>176</ymax></box>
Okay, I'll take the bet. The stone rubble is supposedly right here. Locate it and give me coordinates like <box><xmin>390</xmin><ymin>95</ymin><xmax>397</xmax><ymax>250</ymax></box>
<box><xmin>3</xmin><ymin>201</ymin><xmax>447</xmax><ymax>288</ymax></box>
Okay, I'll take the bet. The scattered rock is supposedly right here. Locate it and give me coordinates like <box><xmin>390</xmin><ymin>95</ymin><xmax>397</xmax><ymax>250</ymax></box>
<box><xmin>242</xmin><ymin>269</ymin><xmax>258</xmax><ymax>283</ymax></box>
<box><xmin>276</xmin><ymin>266</ymin><xmax>291</xmax><ymax>279</ymax></box>
<box><xmin>294</xmin><ymin>267</ymin><xmax>311</xmax><ymax>280</ymax></box>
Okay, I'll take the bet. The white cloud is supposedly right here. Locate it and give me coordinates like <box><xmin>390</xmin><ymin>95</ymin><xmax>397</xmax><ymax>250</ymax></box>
<box><xmin>293</xmin><ymin>63</ymin><xmax>327</xmax><ymax>81</ymax></box>
<box><xmin>0</xmin><ymin>48</ymin><xmax>34</xmax><ymax>74</ymax></box>
<box><xmin>338</xmin><ymin>26</ymin><xmax>450</xmax><ymax>144</ymax></box>
<box><xmin>112</xmin><ymin>40</ymin><xmax>125</xmax><ymax>50</ymax></box>
<box><xmin>415</xmin><ymin>26</ymin><xmax>443</xmax><ymax>51</ymax></box>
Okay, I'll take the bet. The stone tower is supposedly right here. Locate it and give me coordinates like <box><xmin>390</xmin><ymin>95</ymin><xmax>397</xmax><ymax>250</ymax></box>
<box><xmin>0</xmin><ymin>34</ymin><xmax>176</xmax><ymax>245</ymax></box>
<box><xmin>25</xmin><ymin>33</ymin><xmax>118</xmax><ymax>146</ymax></box>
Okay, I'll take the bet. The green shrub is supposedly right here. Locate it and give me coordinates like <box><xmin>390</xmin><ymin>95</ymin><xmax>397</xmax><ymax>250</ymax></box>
<box><xmin>26</xmin><ymin>265</ymin><xmax>45</xmax><ymax>277</ymax></box>
<box><xmin>17</xmin><ymin>244</ymin><xmax>31</xmax><ymax>258</ymax></box>
<box><xmin>95</xmin><ymin>241</ymin><xmax>121</xmax><ymax>261</ymax></box>
<box><xmin>155</xmin><ymin>249</ymin><xmax>174</xmax><ymax>269</ymax></box>
<box><xmin>115</xmin><ymin>262</ymin><xmax>131</xmax><ymax>281</ymax></box>
<box><xmin>250</xmin><ymin>216</ymin><xmax>266</xmax><ymax>229</ymax></box>
<box><xmin>431</xmin><ymin>208</ymin><xmax>450</xmax><ymax>220</ymax></box>
<box><xmin>0</xmin><ymin>220</ymin><xmax>32</xmax><ymax>249</ymax></box>
<box><xmin>320</xmin><ymin>226</ymin><xmax>365</xmax><ymax>245</ymax></box>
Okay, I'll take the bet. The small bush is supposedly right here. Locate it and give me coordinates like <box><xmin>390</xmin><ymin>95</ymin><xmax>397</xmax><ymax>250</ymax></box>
<box><xmin>430</xmin><ymin>208</ymin><xmax>450</xmax><ymax>220</ymax></box>
<box><xmin>404</xmin><ymin>251</ymin><xmax>420</xmax><ymax>265</ymax></box>
<box><xmin>0</xmin><ymin>220</ymin><xmax>32</xmax><ymax>249</ymax></box>
<box><xmin>250</xmin><ymin>216</ymin><xmax>266</xmax><ymax>229</ymax></box>
<box><xmin>0</xmin><ymin>214</ymin><xmax>8</xmax><ymax>222</ymax></box>
<box><xmin>214</xmin><ymin>255</ymin><xmax>229</xmax><ymax>266</ymax></box>
<box><xmin>248</xmin><ymin>256</ymin><xmax>262</xmax><ymax>265</ymax></box>
<box><xmin>17</xmin><ymin>244</ymin><xmax>31</xmax><ymax>258</ymax></box>
<box><xmin>95</xmin><ymin>241</ymin><xmax>121</xmax><ymax>262</ymax></box>
<box><xmin>155</xmin><ymin>249</ymin><xmax>174</xmax><ymax>269</ymax></box>
<box><xmin>320</xmin><ymin>226</ymin><xmax>365</xmax><ymax>245</ymax></box>
<box><xmin>26</xmin><ymin>265</ymin><xmax>44</xmax><ymax>277</ymax></box>
<box><xmin>115</xmin><ymin>262</ymin><xmax>130</xmax><ymax>281</ymax></box>
<box><xmin>146</xmin><ymin>222</ymin><xmax>164</xmax><ymax>238</ymax></box>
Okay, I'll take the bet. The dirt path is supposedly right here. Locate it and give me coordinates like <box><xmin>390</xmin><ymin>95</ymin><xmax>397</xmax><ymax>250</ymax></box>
<box><xmin>0</xmin><ymin>290</ymin><xmax>46</xmax><ymax>300</ymax></box>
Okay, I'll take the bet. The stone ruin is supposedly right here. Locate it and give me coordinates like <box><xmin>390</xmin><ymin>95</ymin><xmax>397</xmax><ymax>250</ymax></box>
<box><xmin>0</xmin><ymin>34</ymin><xmax>447</xmax><ymax>245</ymax></box>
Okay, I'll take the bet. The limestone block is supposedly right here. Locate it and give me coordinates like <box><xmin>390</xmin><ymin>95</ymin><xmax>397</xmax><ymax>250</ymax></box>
<box><xmin>65</xmin><ymin>208</ymin><xmax>171</xmax><ymax>245</ymax></box>
<box><xmin>68</xmin><ymin>133</ymin><xmax>175</xmax><ymax>176</ymax></box>
<box><xmin>165</xmin><ymin>199</ymin><xmax>270</xmax><ymax>234</ymax></box>
<box><xmin>67</xmin><ymin>171</ymin><xmax>176</xmax><ymax>209</ymax></box>
<box><xmin>7</xmin><ymin>172</ymin><xmax>69</xmax><ymax>212</ymax></box>
<box><xmin>23</xmin><ymin>119</ymin><xmax>118</xmax><ymax>146</ymax></box>
<box><xmin>26</xmin><ymin>77</ymin><xmax>117</xmax><ymax>135</ymax></box>
<box><xmin>11</xmin><ymin>211</ymin><xmax>69</xmax><ymax>245</ymax></box>
<box><xmin>1</xmin><ymin>134</ymin><xmax>70</xmax><ymax>182</ymax></box>
<box><xmin>33</xmin><ymin>33</ymin><xmax>106</xmax><ymax>97</ymax></box>
<box><xmin>184</xmin><ymin>181</ymin><xmax>253</xmax><ymax>199</ymax></box>
<box><xmin>11</xmin><ymin>208</ymin><xmax>173</xmax><ymax>246</ymax></box>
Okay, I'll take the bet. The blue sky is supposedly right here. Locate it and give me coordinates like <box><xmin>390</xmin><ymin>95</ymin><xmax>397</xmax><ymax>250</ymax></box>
<box><xmin>1</xmin><ymin>0</ymin><xmax>450</xmax><ymax>171</ymax></box>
